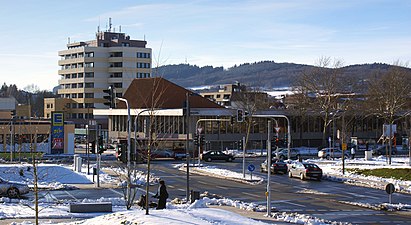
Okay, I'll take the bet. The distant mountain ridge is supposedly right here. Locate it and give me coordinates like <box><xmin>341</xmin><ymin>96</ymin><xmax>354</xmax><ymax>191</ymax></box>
<box><xmin>156</xmin><ymin>61</ymin><xmax>401</xmax><ymax>88</ymax></box>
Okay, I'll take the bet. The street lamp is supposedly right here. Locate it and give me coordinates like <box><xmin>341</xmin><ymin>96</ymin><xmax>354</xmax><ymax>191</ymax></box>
<box><xmin>185</xmin><ymin>92</ymin><xmax>190</xmax><ymax>202</ymax></box>
<box><xmin>116</xmin><ymin>97</ymin><xmax>132</xmax><ymax>207</ymax></box>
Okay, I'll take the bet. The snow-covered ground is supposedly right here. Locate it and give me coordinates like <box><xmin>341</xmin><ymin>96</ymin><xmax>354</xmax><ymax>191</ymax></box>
<box><xmin>1</xmin><ymin>154</ymin><xmax>410</xmax><ymax>225</ymax></box>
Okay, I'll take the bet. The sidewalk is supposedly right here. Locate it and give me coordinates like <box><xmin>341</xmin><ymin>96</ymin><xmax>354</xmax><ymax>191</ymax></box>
<box><xmin>208</xmin><ymin>205</ymin><xmax>290</xmax><ymax>224</ymax></box>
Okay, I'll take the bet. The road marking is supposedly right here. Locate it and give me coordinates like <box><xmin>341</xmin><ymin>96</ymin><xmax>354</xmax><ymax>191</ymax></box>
<box><xmin>215</xmin><ymin>185</ymin><xmax>229</xmax><ymax>190</ymax></box>
<box><xmin>178</xmin><ymin>188</ymin><xmax>186</xmax><ymax>192</ymax></box>
<box><xmin>168</xmin><ymin>185</ymin><xmax>175</xmax><ymax>188</ymax></box>
<box><xmin>273</xmin><ymin>200</ymin><xmax>306</xmax><ymax>207</ymax></box>
<box><xmin>197</xmin><ymin>181</ymin><xmax>208</xmax><ymax>185</ymax></box>
<box><xmin>345</xmin><ymin>192</ymin><xmax>380</xmax><ymax>199</ymax></box>
<box><xmin>109</xmin><ymin>188</ymin><xmax>124</xmax><ymax>196</ymax></box>
<box><xmin>64</xmin><ymin>190</ymin><xmax>78</xmax><ymax>201</ymax></box>
<box><xmin>242</xmin><ymin>192</ymin><xmax>261</xmax><ymax>198</ymax></box>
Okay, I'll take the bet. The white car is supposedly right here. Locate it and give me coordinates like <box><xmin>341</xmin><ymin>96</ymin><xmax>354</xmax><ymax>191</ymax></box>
<box><xmin>318</xmin><ymin>148</ymin><xmax>349</xmax><ymax>159</ymax></box>
<box><xmin>0</xmin><ymin>177</ymin><xmax>30</xmax><ymax>198</ymax></box>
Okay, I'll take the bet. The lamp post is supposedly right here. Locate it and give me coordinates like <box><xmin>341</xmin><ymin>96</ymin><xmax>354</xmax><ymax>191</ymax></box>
<box><xmin>134</xmin><ymin>109</ymin><xmax>151</xmax><ymax>168</ymax></box>
<box><xmin>116</xmin><ymin>97</ymin><xmax>132</xmax><ymax>206</ymax></box>
<box><xmin>185</xmin><ymin>92</ymin><xmax>190</xmax><ymax>202</ymax></box>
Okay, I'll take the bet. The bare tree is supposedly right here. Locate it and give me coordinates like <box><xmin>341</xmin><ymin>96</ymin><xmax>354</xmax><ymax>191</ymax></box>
<box><xmin>293</xmin><ymin>57</ymin><xmax>352</xmax><ymax>147</ymax></box>
<box><xmin>366</xmin><ymin>61</ymin><xmax>411</xmax><ymax>164</ymax></box>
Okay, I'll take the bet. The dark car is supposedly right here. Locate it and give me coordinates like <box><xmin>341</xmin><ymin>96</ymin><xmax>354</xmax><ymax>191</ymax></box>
<box><xmin>372</xmin><ymin>145</ymin><xmax>397</xmax><ymax>155</ymax></box>
<box><xmin>260</xmin><ymin>158</ymin><xmax>288</xmax><ymax>174</ymax></box>
<box><xmin>288</xmin><ymin>162</ymin><xmax>322</xmax><ymax>181</ymax></box>
<box><xmin>200</xmin><ymin>150</ymin><xmax>235</xmax><ymax>162</ymax></box>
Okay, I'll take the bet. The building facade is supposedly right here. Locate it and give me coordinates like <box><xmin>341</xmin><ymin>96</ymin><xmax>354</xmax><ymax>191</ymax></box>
<box><xmin>47</xmin><ymin>30</ymin><xmax>152</xmax><ymax>127</ymax></box>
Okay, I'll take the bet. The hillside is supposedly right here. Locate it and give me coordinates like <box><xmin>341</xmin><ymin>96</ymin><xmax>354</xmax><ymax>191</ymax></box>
<box><xmin>156</xmin><ymin>61</ymin><xmax>398</xmax><ymax>88</ymax></box>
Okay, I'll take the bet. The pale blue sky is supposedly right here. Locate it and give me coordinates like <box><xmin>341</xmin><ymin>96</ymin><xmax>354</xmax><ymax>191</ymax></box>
<box><xmin>1</xmin><ymin>0</ymin><xmax>410</xmax><ymax>90</ymax></box>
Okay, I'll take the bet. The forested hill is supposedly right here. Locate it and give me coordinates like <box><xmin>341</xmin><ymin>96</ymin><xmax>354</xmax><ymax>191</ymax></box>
<box><xmin>156</xmin><ymin>61</ymin><xmax>398</xmax><ymax>88</ymax></box>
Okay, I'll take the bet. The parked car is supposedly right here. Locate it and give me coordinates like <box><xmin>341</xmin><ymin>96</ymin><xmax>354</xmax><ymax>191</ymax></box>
<box><xmin>288</xmin><ymin>162</ymin><xmax>322</xmax><ymax>181</ymax></box>
<box><xmin>275</xmin><ymin>148</ymin><xmax>318</xmax><ymax>160</ymax></box>
<box><xmin>200</xmin><ymin>150</ymin><xmax>235</xmax><ymax>162</ymax></box>
<box><xmin>318</xmin><ymin>147</ymin><xmax>350</xmax><ymax>159</ymax></box>
<box><xmin>152</xmin><ymin>149</ymin><xmax>175</xmax><ymax>158</ymax></box>
<box><xmin>260</xmin><ymin>158</ymin><xmax>288</xmax><ymax>174</ymax></box>
<box><xmin>372</xmin><ymin>145</ymin><xmax>398</xmax><ymax>155</ymax></box>
<box><xmin>0</xmin><ymin>177</ymin><xmax>30</xmax><ymax>198</ymax></box>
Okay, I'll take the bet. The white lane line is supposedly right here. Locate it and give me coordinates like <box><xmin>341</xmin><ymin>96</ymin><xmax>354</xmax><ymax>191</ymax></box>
<box><xmin>270</xmin><ymin>199</ymin><xmax>306</xmax><ymax>207</ymax></box>
<box><xmin>168</xmin><ymin>185</ymin><xmax>175</xmax><ymax>188</ymax></box>
<box><xmin>178</xmin><ymin>188</ymin><xmax>186</xmax><ymax>192</ymax></box>
<box><xmin>64</xmin><ymin>190</ymin><xmax>78</xmax><ymax>201</ymax></box>
<box><xmin>197</xmin><ymin>181</ymin><xmax>208</xmax><ymax>185</ymax></box>
<box><xmin>242</xmin><ymin>192</ymin><xmax>261</xmax><ymax>198</ymax></box>
<box><xmin>215</xmin><ymin>185</ymin><xmax>229</xmax><ymax>190</ymax></box>
<box><xmin>109</xmin><ymin>188</ymin><xmax>124</xmax><ymax>196</ymax></box>
<box><xmin>345</xmin><ymin>192</ymin><xmax>380</xmax><ymax>199</ymax></box>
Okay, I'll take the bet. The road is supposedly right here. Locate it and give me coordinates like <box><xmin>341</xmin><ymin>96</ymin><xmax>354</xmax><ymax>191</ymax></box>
<box><xmin>37</xmin><ymin>157</ymin><xmax>411</xmax><ymax>224</ymax></box>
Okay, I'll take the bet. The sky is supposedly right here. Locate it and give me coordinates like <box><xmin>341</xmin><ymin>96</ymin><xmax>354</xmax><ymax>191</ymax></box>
<box><xmin>1</xmin><ymin>0</ymin><xmax>411</xmax><ymax>91</ymax></box>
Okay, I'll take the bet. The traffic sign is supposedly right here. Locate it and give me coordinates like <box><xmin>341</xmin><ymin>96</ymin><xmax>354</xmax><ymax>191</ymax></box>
<box><xmin>274</xmin><ymin>127</ymin><xmax>280</xmax><ymax>133</ymax></box>
<box><xmin>247</xmin><ymin>164</ymin><xmax>255</xmax><ymax>172</ymax></box>
<box><xmin>385</xmin><ymin>183</ymin><xmax>395</xmax><ymax>194</ymax></box>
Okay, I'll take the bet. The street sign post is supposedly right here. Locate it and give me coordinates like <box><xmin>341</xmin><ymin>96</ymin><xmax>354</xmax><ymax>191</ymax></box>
<box><xmin>248</xmin><ymin>164</ymin><xmax>255</xmax><ymax>180</ymax></box>
<box><xmin>385</xmin><ymin>183</ymin><xmax>395</xmax><ymax>204</ymax></box>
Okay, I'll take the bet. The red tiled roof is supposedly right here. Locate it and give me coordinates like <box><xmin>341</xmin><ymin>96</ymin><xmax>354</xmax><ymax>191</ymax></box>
<box><xmin>117</xmin><ymin>77</ymin><xmax>223</xmax><ymax>109</ymax></box>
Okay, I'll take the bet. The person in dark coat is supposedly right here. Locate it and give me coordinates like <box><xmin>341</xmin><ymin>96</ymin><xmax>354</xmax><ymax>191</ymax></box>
<box><xmin>153</xmin><ymin>180</ymin><xmax>168</xmax><ymax>209</ymax></box>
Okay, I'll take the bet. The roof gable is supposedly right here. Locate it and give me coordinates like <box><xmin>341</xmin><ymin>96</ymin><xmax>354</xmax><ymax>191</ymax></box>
<box><xmin>118</xmin><ymin>77</ymin><xmax>223</xmax><ymax>109</ymax></box>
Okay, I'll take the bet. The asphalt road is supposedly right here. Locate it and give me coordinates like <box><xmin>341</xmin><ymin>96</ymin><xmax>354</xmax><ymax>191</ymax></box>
<box><xmin>37</xmin><ymin>157</ymin><xmax>411</xmax><ymax>224</ymax></box>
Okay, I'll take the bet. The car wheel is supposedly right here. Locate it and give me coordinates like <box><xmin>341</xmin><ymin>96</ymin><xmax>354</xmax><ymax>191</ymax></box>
<box><xmin>206</xmin><ymin>157</ymin><xmax>212</xmax><ymax>162</ymax></box>
<box><xmin>300</xmin><ymin>173</ymin><xmax>305</xmax><ymax>180</ymax></box>
<box><xmin>317</xmin><ymin>177</ymin><xmax>321</xmax><ymax>181</ymax></box>
<box><xmin>288</xmin><ymin>171</ymin><xmax>293</xmax><ymax>178</ymax></box>
<box><xmin>279</xmin><ymin>155</ymin><xmax>285</xmax><ymax>160</ymax></box>
<box><xmin>7</xmin><ymin>187</ymin><xmax>20</xmax><ymax>198</ymax></box>
<box><xmin>260</xmin><ymin>167</ymin><xmax>265</xmax><ymax>173</ymax></box>
<box><xmin>227</xmin><ymin>157</ymin><xmax>233</xmax><ymax>162</ymax></box>
<box><xmin>326</xmin><ymin>155</ymin><xmax>331</xmax><ymax>160</ymax></box>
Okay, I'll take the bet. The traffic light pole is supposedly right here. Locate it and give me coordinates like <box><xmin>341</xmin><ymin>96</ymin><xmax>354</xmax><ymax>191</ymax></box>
<box><xmin>195</xmin><ymin>118</ymin><xmax>231</xmax><ymax>166</ymax></box>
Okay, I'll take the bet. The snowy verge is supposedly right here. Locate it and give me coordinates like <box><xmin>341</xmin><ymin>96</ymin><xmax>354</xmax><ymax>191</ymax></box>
<box><xmin>175</xmin><ymin>163</ymin><xmax>264</xmax><ymax>184</ymax></box>
<box><xmin>339</xmin><ymin>200</ymin><xmax>411</xmax><ymax>211</ymax></box>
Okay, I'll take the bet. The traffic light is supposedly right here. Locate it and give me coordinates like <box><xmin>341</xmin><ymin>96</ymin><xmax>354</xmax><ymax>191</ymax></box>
<box><xmin>237</xmin><ymin>109</ymin><xmax>244</xmax><ymax>122</ymax></box>
<box><xmin>200</xmin><ymin>135</ymin><xmax>205</xmax><ymax>145</ymax></box>
<box><xmin>103</xmin><ymin>85</ymin><xmax>116</xmax><ymax>108</ymax></box>
<box><xmin>98</xmin><ymin>136</ymin><xmax>104</xmax><ymax>154</ymax></box>
<box><xmin>238</xmin><ymin>140</ymin><xmax>243</xmax><ymax>150</ymax></box>
<box><xmin>90</xmin><ymin>141</ymin><xmax>96</xmax><ymax>154</ymax></box>
<box><xmin>194</xmin><ymin>134</ymin><xmax>199</xmax><ymax>146</ymax></box>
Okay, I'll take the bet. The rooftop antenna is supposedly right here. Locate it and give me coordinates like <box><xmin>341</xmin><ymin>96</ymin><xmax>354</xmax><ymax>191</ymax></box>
<box><xmin>109</xmin><ymin>17</ymin><xmax>112</xmax><ymax>32</ymax></box>
<box><xmin>119</xmin><ymin>25</ymin><xmax>121</xmax><ymax>33</ymax></box>
<box><xmin>144</xmin><ymin>34</ymin><xmax>146</xmax><ymax>41</ymax></box>
<box><xmin>98</xmin><ymin>17</ymin><xmax>101</xmax><ymax>32</ymax></box>
<box><xmin>67</xmin><ymin>37</ymin><xmax>70</xmax><ymax>44</ymax></box>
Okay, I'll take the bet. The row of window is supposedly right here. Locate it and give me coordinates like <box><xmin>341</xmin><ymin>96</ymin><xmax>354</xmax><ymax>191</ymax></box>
<box><xmin>61</xmin><ymin>62</ymin><xmax>151</xmax><ymax>70</ymax></box>
<box><xmin>137</xmin><ymin>52</ymin><xmax>150</xmax><ymax>58</ymax></box>
<box><xmin>68</xmin><ymin>113</ymin><xmax>94</xmax><ymax>119</ymax></box>
<box><xmin>61</xmin><ymin>93</ymin><xmax>94</xmax><ymax>98</ymax></box>
<box><xmin>69</xmin><ymin>103</ymin><xmax>94</xmax><ymax>109</ymax></box>
<box><xmin>62</xmin><ymin>82</ymin><xmax>94</xmax><ymax>89</ymax></box>
<box><xmin>137</xmin><ymin>62</ymin><xmax>150</xmax><ymax>68</ymax></box>
<box><xmin>60</xmin><ymin>52</ymin><xmax>94</xmax><ymax>60</ymax></box>
<box><xmin>61</xmin><ymin>62</ymin><xmax>94</xmax><ymax>70</ymax></box>
<box><xmin>63</xmin><ymin>73</ymin><xmax>94</xmax><ymax>79</ymax></box>
<box><xmin>137</xmin><ymin>73</ymin><xmax>151</xmax><ymax>78</ymax></box>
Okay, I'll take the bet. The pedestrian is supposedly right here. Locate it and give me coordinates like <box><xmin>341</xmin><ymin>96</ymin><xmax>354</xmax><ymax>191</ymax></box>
<box><xmin>366</xmin><ymin>141</ymin><xmax>369</xmax><ymax>152</ymax></box>
<box><xmin>351</xmin><ymin>147</ymin><xmax>356</xmax><ymax>159</ymax></box>
<box><xmin>153</xmin><ymin>180</ymin><xmax>168</xmax><ymax>209</ymax></box>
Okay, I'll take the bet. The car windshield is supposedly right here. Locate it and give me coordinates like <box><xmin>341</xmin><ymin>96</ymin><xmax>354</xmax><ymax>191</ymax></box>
<box><xmin>304</xmin><ymin>164</ymin><xmax>320</xmax><ymax>169</ymax></box>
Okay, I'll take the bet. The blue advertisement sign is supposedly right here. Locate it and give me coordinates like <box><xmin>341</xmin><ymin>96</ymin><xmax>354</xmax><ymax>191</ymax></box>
<box><xmin>51</xmin><ymin>112</ymin><xmax>64</xmax><ymax>152</ymax></box>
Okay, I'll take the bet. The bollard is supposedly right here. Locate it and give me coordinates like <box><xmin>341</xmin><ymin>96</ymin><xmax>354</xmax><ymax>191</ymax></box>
<box><xmin>73</xmin><ymin>155</ymin><xmax>78</xmax><ymax>171</ymax></box>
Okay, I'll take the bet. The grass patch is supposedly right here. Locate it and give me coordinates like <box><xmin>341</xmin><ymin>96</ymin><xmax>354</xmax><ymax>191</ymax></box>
<box><xmin>348</xmin><ymin>168</ymin><xmax>411</xmax><ymax>181</ymax></box>
<box><xmin>0</xmin><ymin>152</ymin><xmax>44</xmax><ymax>160</ymax></box>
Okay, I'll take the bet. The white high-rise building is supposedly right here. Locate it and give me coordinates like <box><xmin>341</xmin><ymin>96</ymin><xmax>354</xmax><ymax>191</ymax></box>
<box><xmin>45</xmin><ymin>30</ymin><xmax>152</xmax><ymax>124</ymax></box>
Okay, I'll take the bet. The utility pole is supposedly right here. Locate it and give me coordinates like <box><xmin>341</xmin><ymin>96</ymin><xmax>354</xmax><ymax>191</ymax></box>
<box><xmin>266</xmin><ymin>120</ymin><xmax>272</xmax><ymax>216</ymax></box>
<box><xmin>185</xmin><ymin>92</ymin><xmax>190</xmax><ymax>202</ymax></box>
